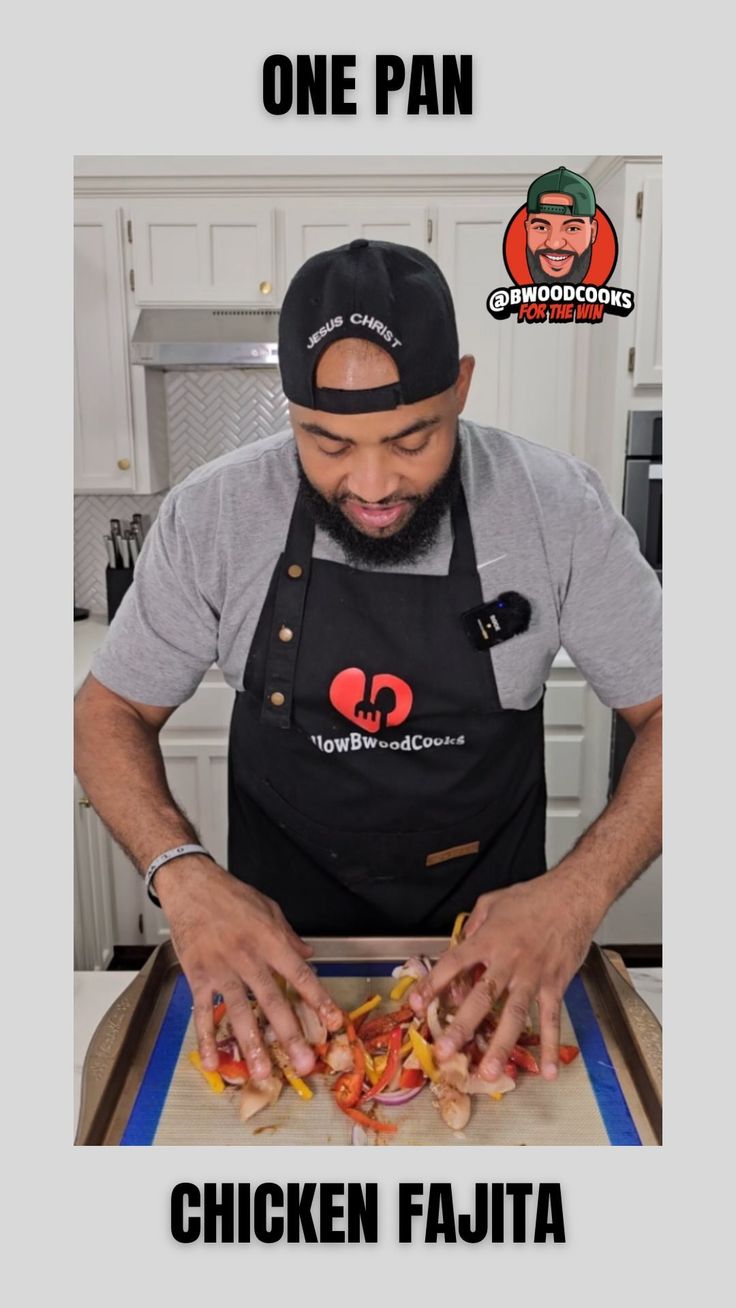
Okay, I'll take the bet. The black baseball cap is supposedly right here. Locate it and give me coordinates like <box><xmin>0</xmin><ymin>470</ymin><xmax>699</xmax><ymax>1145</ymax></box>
<box><xmin>278</xmin><ymin>239</ymin><xmax>460</xmax><ymax>414</ymax></box>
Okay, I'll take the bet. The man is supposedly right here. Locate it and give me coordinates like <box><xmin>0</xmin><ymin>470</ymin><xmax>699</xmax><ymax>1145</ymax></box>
<box><xmin>525</xmin><ymin>165</ymin><xmax>599</xmax><ymax>285</ymax></box>
<box><xmin>74</xmin><ymin>239</ymin><xmax>661</xmax><ymax>1089</ymax></box>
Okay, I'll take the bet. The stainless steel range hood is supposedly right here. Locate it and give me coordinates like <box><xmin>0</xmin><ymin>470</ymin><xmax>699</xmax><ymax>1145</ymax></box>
<box><xmin>131</xmin><ymin>308</ymin><xmax>279</xmax><ymax>369</ymax></box>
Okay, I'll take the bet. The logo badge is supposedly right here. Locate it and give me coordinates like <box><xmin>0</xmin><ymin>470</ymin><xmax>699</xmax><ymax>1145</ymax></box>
<box><xmin>329</xmin><ymin>667</ymin><xmax>413</xmax><ymax>734</ymax></box>
<box><xmin>486</xmin><ymin>164</ymin><xmax>635</xmax><ymax>325</ymax></box>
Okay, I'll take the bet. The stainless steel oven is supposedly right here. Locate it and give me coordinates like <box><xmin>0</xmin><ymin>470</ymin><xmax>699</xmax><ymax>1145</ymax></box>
<box><xmin>609</xmin><ymin>410</ymin><xmax>662</xmax><ymax>794</ymax></box>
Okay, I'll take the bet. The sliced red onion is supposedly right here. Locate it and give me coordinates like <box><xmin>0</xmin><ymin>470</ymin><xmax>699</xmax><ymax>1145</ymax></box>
<box><xmin>216</xmin><ymin>1037</ymin><xmax>241</xmax><ymax>1061</ymax></box>
<box><xmin>426</xmin><ymin>998</ymin><xmax>444</xmax><ymax>1043</ymax></box>
<box><xmin>351</xmin><ymin>1125</ymin><xmax>369</xmax><ymax>1146</ymax></box>
<box><xmin>390</xmin><ymin>955</ymin><xmax>431</xmax><ymax>980</ymax></box>
<box><xmin>220</xmin><ymin>1071</ymin><xmax>247</xmax><ymax>1087</ymax></box>
<box><xmin>372</xmin><ymin>1083</ymin><xmax>426</xmax><ymax>1106</ymax></box>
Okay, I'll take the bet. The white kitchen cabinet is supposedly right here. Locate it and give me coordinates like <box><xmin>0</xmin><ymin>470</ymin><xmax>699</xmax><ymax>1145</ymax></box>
<box><xmin>632</xmin><ymin>172</ymin><xmax>662</xmax><ymax>389</ymax></box>
<box><xmin>74</xmin><ymin>201</ymin><xmax>136</xmax><ymax>493</ymax></box>
<box><xmin>74</xmin><ymin>780</ymin><xmax>116</xmax><ymax>970</ymax></box>
<box><xmin>283</xmin><ymin>201</ymin><xmax>429</xmax><ymax>282</ymax></box>
<box><xmin>127</xmin><ymin>200</ymin><xmax>277</xmax><ymax>306</ymax></box>
<box><xmin>435</xmin><ymin>201</ymin><xmax>580</xmax><ymax>456</ymax></box>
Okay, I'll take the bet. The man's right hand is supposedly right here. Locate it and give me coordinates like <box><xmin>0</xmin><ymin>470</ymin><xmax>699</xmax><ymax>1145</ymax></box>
<box><xmin>154</xmin><ymin>856</ymin><xmax>344</xmax><ymax>1079</ymax></box>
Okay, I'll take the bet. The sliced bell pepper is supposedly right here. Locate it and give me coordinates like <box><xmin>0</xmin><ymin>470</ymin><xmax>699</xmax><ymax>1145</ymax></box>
<box><xmin>408</xmin><ymin>1027</ymin><xmax>440</xmax><ymax>1083</ymax></box>
<box><xmin>188</xmin><ymin>1049</ymin><xmax>225</xmax><ymax>1093</ymax></box>
<box><xmin>357</xmin><ymin>1006</ymin><xmax>414</xmax><ymax>1041</ymax></box>
<box><xmin>516</xmin><ymin>1031</ymin><xmax>540</xmax><ymax>1047</ymax></box>
<box><xmin>509</xmin><ymin>1045</ymin><xmax>540</xmax><ymax>1074</ymax></box>
<box><xmin>390</xmin><ymin>974</ymin><xmax>415</xmax><ymax>1001</ymax></box>
<box><xmin>212</xmin><ymin>1001</ymin><xmax>226</xmax><ymax>1027</ymax></box>
<box><xmin>348</xmin><ymin>994</ymin><xmax>382</xmax><ymax>1022</ymax></box>
<box><xmin>450</xmin><ymin>911</ymin><xmax>469</xmax><ymax>945</ymax></box>
<box><xmin>399</xmin><ymin>1066</ymin><xmax>425</xmax><ymax>1090</ymax></box>
<box><xmin>334</xmin><ymin>1071</ymin><xmax>363</xmax><ymax>1109</ymax></box>
<box><xmin>361</xmin><ymin>1026</ymin><xmax>402</xmax><ymax>1102</ymax></box>
<box><xmin>504</xmin><ymin>1060</ymin><xmax>518</xmax><ymax>1080</ymax></box>
<box><xmin>217</xmin><ymin>1054</ymin><xmax>248</xmax><ymax>1082</ymax></box>
<box><xmin>283</xmin><ymin>1067</ymin><xmax>314</xmax><ymax>1099</ymax></box>
<box><xmin>339</xmin><ymin>1104</ymin><xmax>397</xmax><ymax>1134</ymax></box>
<box><xmin>558</xmin><ymin>1045</ymin><xmax>580</xmax><ymax>1064</ymax></box>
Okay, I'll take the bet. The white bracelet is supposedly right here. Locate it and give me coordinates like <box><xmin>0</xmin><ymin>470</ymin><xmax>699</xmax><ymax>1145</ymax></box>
<box><xmin>144</xmin><ymin>844</ymin><xmax>211</xmax><ymax>907</ymax></box>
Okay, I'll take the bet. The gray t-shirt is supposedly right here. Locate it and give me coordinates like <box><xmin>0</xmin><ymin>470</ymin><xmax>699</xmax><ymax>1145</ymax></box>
<box><xmin>91</xmin><ymin>419</ymin><xmax>662</xmax><ymax>712</ymax></box>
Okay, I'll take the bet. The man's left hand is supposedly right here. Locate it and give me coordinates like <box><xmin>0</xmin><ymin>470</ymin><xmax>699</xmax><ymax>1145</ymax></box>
<box><xmin>409</xmin><ymin>872</ymin><xmax>597</xmax><ymax>1082</ymax></box>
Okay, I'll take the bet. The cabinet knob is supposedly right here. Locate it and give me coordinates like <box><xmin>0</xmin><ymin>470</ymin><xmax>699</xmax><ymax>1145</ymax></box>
<box><xmin>117</xmin><ymin>458</ymin><xmax>131</xmax><ymax>471</ymax></box>
<box><xmin>78</xmin><ymin>797</ymin><xmax>91</xmax><ymax>808</ymax></box>
<box><xmin>259</xmin><ymin>280</ymin><xmax>272</xmax><ymax>296</ymax></box>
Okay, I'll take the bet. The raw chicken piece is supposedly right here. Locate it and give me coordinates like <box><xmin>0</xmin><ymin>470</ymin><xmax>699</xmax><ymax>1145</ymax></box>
<box><xmin>324</xmin><ymin>1033</ymin><xmax>354</xmax><ymax>1073</ymax></box>
<box><xmin>431</xmin><ymin>1081</ymin><xmax>471</xmax><ymax>1130</ymax></box>
<box><xmin>239</xmin><ymin>1075</ymin><xmax>283</xmax><ymax>1122</ymax></box>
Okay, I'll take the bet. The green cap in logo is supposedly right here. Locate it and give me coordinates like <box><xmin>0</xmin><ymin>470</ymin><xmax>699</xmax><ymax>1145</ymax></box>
<box><xmin>527</xmin><ymin>166</ymin><xmax>596</xmax><ymax>218</ymax></box>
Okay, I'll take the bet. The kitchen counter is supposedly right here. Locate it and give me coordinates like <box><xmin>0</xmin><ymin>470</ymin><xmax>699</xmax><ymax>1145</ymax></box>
<box><xmin>73</xmin><ymin>966</ymin><xmax>662</xmax><ymax>1137</ymax></box>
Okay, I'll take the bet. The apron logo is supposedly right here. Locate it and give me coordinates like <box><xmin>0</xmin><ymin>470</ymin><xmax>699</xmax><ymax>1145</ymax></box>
<box><xmin>329</xmin><ymin>667</ymin><xmax>413</xmax><ymax>734</ymax></box>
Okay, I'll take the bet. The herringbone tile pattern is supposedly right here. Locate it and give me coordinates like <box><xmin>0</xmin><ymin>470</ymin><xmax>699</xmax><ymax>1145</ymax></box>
<box><xmin>166</xmin><ymin>370</ymin><xmax>288</xmax><ymax>484</ymax></box>
<box><xmin>75</xmin><ymin>367</ymin><xmax>289</xmax><ymax>612</ymax></box>
<box><xmin>74</xmin><ymin>493</ymin><xmax>167</xmax><ymax>614</ymax></box>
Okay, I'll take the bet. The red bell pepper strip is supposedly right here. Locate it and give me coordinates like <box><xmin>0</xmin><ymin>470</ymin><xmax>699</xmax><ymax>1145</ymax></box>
<box><xmin>339</xmin><ymin>1104</ymin><xmax>398</xmax><ymax>1134</ymax></box>
<box><xmin>558</xmin><ymin>1045</ymin><xmax>580</xmax><ymax>1064</ymax></box>
<box><xmin>504</xmin><ymin>1060</ymin><xmax>518</xmax><ymax>1080</ymax></box>
<box><xmin>356</xmin><ymin>1006</ymin><xmax>414</xmax><ymax>1040</ymax></box>
<box><xmin>399</xmin><ymin>1066</ymin><xmax>425</xmax><ymax>1090</ymax></box>
<box><xmin>361</xmin><ymin>1026</ymin><xmax>402</xmax><ymax>1102</ymax></box>
<box><xmin>212</xmin><ymin>1001</ymin><xmax>226</xmax><ymax>1027</ymax></box>
<box><xmin>334</xmin><ymin>1071</ymin><xmax>363</xmax><ymax>1109</ymax></box>
<box><xmin>516</xmin><ymin>1031</ymin><xmax>540</xmax><ymax>1047</ymax></box>
<box><xmin>217</xmin><ymin>1055</ymin><xmax>248</xmax><ymax>1082</ymax></box>
<box><xmin>509</xmin><ymin>1044</ymin><xmax>540</xmax><ymax>1074</ymax></box>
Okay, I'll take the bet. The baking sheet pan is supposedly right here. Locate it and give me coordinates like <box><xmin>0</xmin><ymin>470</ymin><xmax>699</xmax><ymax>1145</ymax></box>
<box><xmin>76</xmin><ymin>940</ymin><xmax>661</xmax><ymax>1146</ymax></box>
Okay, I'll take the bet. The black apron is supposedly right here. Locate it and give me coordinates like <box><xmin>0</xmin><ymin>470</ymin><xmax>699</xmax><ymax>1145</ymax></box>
<box><xmin>227</xmin><ymin>482</ymin><xmax>546</xmax><ymax>935</ymax></box>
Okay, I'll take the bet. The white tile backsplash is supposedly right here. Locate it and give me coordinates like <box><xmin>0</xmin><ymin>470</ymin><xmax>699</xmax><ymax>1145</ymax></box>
<box><xmin>74</xmin><ymin>367</ymin><xmax>288</xmax><ymax>613</ymax></box>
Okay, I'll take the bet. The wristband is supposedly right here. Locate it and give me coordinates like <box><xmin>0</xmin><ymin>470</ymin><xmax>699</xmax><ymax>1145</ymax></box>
<box><xmin>144</xmin><ymin>844</ymin><xmax>212</xmax><ymax>907</ymax></box>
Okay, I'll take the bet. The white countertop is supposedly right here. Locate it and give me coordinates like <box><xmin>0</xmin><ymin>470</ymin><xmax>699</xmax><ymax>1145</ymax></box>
<box><xmin>73</xmin><ymin>966</ymin><xmax>662</xmax><ymax>1137</ymax></box>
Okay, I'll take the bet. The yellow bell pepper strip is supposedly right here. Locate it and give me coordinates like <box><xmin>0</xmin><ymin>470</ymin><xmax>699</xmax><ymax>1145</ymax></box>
<box><xmin>408</xmin><ymin>1027</ymin><xmax>440</xmax><ymax>1083</ymax></box>
<box><xmin>450</xmin><ymin>911</ymin><xmax>469</xmax><ymax>946</ymax></box>
<box><xmin>400</xmin><ymin>1039</ymin><xmax>412</xmax><ymax>1058</ymax></box>
<box><xmin>283</xmin><ymin>1067</ymin><xmax>314</xmax><ymax>1100</ymax></box>
<box><xmin>361</xmin><ymin>1026</ymin><xmax>402</xmax><ymax>1102</ymax></box>
<box><xmin>188</xmin><ymin>1049</ymin><xmax>225</xmax><ymax>1093</ymax></box>
<box><xmin>390</xmin><ymin>974</ymin><xmax>415</xmax><ymax>1002</ymax></box>
<box><xmin>363</xmin><ymin>1049</ymin><xmax>380</xmax><ymax>1085</ymax></box>
<box><xmin>491</xmin><ymin>1093</ymin><xmax>503</xmax><ymax>1101</ymax></box>
<box><xmin>348</xmin><ymin>994</ymin><xmax>382</xmax><ymax>1022</ymax></box>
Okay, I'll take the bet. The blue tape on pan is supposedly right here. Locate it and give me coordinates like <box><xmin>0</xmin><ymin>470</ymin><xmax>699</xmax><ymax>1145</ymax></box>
<box><xmin>563</xmin><ymin>973</ymin><xmax>642</xmax><ymax>1146</ymax></box>
<box><xmin>120</xmin><ymin>973</ymin><xmax>193</xmax><ymax>1146</ymax></box>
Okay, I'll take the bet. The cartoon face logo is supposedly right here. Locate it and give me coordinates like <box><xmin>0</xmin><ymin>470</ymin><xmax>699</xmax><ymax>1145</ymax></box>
<box><xmin>524</xmin><ymin>167</ymin><xmax>599</xmax><ymax>286</ymax></box>
<box><xmin>486</xmin><ymin>164</ymin><xmax>635</xmax><ymax>325</ymax></box>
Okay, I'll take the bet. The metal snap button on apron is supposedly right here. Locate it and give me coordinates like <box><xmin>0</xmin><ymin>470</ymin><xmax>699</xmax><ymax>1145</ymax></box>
<box><xmin>278</xmin><ymin>626</ymin><xmax>294</xmax><ymax>643</ymax></box>
<box><xmin>269</xmin><ymin>691</ymin><xmax>286</xmax><ymax>707</ymax></box>
<box><xmin>287</xmin><ymin>564</ymin><xmax>303</xmax><ymax>579</ymax></box>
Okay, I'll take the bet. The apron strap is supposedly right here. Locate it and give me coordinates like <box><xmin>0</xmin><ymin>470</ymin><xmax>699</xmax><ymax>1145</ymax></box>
<box><xmin>258</xmin><ymin>487</ymin><xmax>315</xmax><ymax>729</ymax></box>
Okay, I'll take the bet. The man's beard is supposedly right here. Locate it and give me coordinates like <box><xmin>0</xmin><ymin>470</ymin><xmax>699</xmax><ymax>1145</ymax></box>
<box><xmin>527</xmin><ymin>243</ymin><xmax>593</xmax><ymax>286</ymax></box>
<box><xmin>296</xmin><ymin>438</ymin><xmax>462</xmax><ymax>567</ymax></box>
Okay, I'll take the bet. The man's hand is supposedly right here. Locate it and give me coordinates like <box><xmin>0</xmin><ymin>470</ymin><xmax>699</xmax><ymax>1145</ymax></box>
<box><xmin>409</xmin><ymin>873</ymin><xmax>596</xmax><ymax>1082</ymax></box>
<box><xmin>155</xmin><ymin>856</ymin><xmax>344</xmax><ymax>1080</ymax></box>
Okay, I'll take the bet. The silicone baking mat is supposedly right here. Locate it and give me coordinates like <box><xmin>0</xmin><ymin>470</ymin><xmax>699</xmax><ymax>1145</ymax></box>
<box><xmin>112</xmin><ymin>964</ymin><xmax>654</xmax><ymax>1147</ymax></box>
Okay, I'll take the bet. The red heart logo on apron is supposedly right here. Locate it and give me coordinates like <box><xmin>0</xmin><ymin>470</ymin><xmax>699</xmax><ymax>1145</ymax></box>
<box><xmin>329</xmin><ymin>667</ymin><xmax>413</xmax><ymax>734</ymax></box>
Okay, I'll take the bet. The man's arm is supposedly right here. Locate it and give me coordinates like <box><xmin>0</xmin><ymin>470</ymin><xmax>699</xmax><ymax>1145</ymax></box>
<box><xmin>74</xmin><ymin>674</ymin><xmax>343</xmax><ymax>1075</ymax></box>
<box><xmin>410</xmin><ymin>694</ymin><xmax>662</xmax><ymax>1081</ymax></box>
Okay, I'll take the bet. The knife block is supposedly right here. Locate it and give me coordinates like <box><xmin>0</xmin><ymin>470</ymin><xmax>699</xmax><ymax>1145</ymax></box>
<box><xmin>106</xmin><ymin>565</ymin><xmax>135</xmax><ymax>624</ymax></box>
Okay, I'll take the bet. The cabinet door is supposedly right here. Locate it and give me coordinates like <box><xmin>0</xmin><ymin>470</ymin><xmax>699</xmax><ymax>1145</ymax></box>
<box><xmin>74</xmin><ymin>783</ymin><xmax>116</xmax><ymax>970</ymax></box>
<box><xmin>633</xmin><ymin>174</ymin><xmax>662</xmax><ymax>389</ymax></box>
<box><xmin>128</xmin><ymin>200</ymin><xmax>276</xmax><ymax>305</ymax></box>
<box><xmin>284</xmin><ymin>202</ymin><xmax>429</xmax><ymax>283</ymax></box>
<box><xmin>74</xmin><ymin>201</ymin><xmax>136</xmax><ymax>492</ymax></box>
<box><xmin>139</xmin><ymin>738</ymin><xmax>230</xmax><ymax>945</ymax></box>
<box><xmin>436</xmin><ymin>202</ymin><xmax>578</xmax><ymax>454</ymax></box>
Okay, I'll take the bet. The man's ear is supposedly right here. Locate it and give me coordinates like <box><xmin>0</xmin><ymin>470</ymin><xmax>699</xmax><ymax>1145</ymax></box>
<box><xmin>454</xmin><ymin>355</ymin><xmax>476</xmax><ymax>413</ymax></box>
<box><xmin>590</xmin><ymin>217</ymin><xmax>599</xmax><ymax>244</ymax></box>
